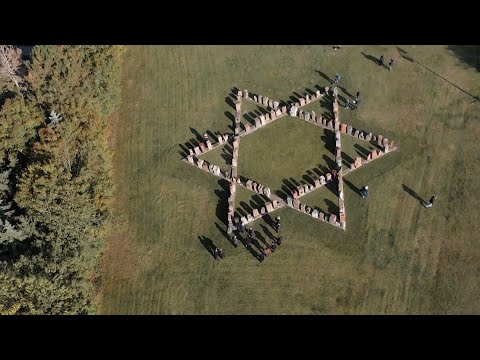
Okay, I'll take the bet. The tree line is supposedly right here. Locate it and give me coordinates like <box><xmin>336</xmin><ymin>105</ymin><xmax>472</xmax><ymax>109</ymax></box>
<box><xmin>0</xmin><ymin>45</ymin><xmax>124</xmax><ymax>314</ymax></box>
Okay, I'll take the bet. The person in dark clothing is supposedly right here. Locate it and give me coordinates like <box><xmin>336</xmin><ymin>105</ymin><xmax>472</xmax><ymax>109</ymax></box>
<box><xmin>425</xmin><ymin>195</ymin><xmax>437</xmax><ymax>208</ymax></box>
<box><xmin>344</xmin><ymin>99</ymin><xmax>350</xmax><ymax>109</ymax></box>
<box><xmin>277</xmin><ymin>236</ymin><xmax>283</xmax><ymax>245</ymax></box>
<box><xmin>218</xmin><ymin>248</ymin><xmax>225</xmax><ymax>259</ymax></box>
<box><xmin>238</xmin><ymin>221</ymin><xmax>245</xmax><ymax>233</ymax></box>
<box><xmin>244</xmin><ymin>235</ymin><xmax>252</xmax><ymax>249</ymax></box>
<box><xmin>258</xmin><ymin>253</ymin><xmax>265</xmax><ymax>263</ymax></box>
<box><xmin>271</xmin><ymin>242</ymin><xmax>278</xmax><ymax>252</ymax></box>
<box><xmin>214</xmin><ymin>248</ymin><xmax>220</xmax><ymax>259</ymax></box>
<box><xmin>379</xmin><ymin>55</ymin><xmax>385</xmax><ymax>67</ymax></box>
<box><xmin>360</xmin><ymin>186</ymin><xmax>369</xmax><ymax>198</ymax></box>
<box><xmin>388</xmin><ymin>58</ymin><xmax>394</xmax><ymax>71</ymax></box>
<box><xmin>356</xmin><ymin>90</ymin><xmax>360</xmax><ymax>101</ymax></box>
<box><xmin>248</xmin><ymin>227</ymin><xmax>255</xmax><ymax>238</ymax></box>
<box><xmin>334</xmin><ymin>73</ymin><xmax>341</xmax><ymax>85</ymax></box>
<box><xmin>275</xmin><ymin>216</ymin><xmax>282</xmax><ymax>233</ymax></box>
<box><xmin>231</xmin><ymin>235</ymin><xmax>239</xmax><ymax>248</ymax></box>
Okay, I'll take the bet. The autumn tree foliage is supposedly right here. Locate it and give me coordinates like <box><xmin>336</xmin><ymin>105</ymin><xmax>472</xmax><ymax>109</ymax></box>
<box><xmin>0</xmin><ymin>45</ymin><xmax>123</xmax><ymax>314</ymax></box>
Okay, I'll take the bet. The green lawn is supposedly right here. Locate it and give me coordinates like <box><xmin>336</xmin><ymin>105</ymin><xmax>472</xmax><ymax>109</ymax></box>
<box><xmin>97</xmin><ymin>45</ymin><xmax>480</xmax><ymax>314</ymax></box>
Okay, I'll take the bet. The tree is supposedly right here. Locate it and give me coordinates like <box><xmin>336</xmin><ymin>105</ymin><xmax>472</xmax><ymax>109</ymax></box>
<box><xmin>0</xmin><ymin>45</ymin><xmax>24</xmax><ymax>93</ymax></box>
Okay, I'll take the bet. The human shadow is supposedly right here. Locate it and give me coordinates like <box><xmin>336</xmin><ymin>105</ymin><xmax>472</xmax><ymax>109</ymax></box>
<box><xmin>361</xmin><ymin>51</ymin><xmax>380</xmax><ymax>65</ymax></box>
<box><xmin>343</xmin><ymin>178</ymin><xmax>361</xmax><ymax>195</ymax></box>
<box><xmin>262</xmin><ymin>213</ymin><xmax>276</xmax><ymax>231</ymax></box>
<box><xmin>199</xmin><ymin>236</ymin><xmax>217</xmax><ymax>258</ymax></box>
<box><xmin>315</xmin><ymin>70</ymin><xmax>333</xmax><ymax>85</ymax></box>
<box><xmin>260</xmin><ymin>224</ymin><xmax>276</xmax><ymax>242</ymax></box>
<box><xmin>338</xmin><ymin>86</ymin><xmax>354</xmax><ymax>100</ymax></box>
<box><xmin>255</xmin><ymin>231</ymin><xmax>269</xmax><ymax>248</ymax></box>
<box><xmin>402</xmin><ymin>184</ymin><xmax>427</xmax><ymax>206</ymax></box>
<box><xmin>214</xmin><ymin>222</ymin><xmax>233</xmax><ymax>244</ymax></box>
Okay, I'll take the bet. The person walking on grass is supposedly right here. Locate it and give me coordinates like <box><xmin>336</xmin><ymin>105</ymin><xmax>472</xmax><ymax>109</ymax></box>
<box><xmin>275</xmin><ymin>216</ymin><xmax>282</xmax><ymax>233</ymax></box>
<box><xmin>425</xmin><ymin>195</ymin><xmax>437</xmax><ymax>208</ymax></box>
<box><xmin>379</xmin><ymin>55</ymin><xmax>385</xmax><ymax>67</ymax></box>
<box><xmin>334</xmin><ymin>73</ymin><xmax>341</xmax><ymax>85</ymax></box>
<box><xmin>389</xmin><ymin>58</ymin><xmax>394</xmax><ymax>71</ymax></box>
<box><xmin>344</xmin><ymin>98</ymin><xmax>350</xmax><ymax>109</ymax></box>
<box><xmin>360</xmin><ymin>186</ymin><xmax>369</xmax><ymax>199</ymax></box>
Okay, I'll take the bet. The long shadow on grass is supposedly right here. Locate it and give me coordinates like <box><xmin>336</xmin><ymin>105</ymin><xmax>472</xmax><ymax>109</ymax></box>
<box><xmin>321</xmin><ymin>129</ymin><xmax>336</xmax><ymax>154</ymax></box>
<box><xmin>190</xmin><ymin>127</ymin><xmax>204</xmax><ymax>142</ymax></box>
<box><xmin>354</xmin><ymin>144</ymin><xmax>371</xmax><ymax>159</ymax></box>
<box><xmin>402</xmin><ymin>184</ymin><xmax>427</xmax><ymax>206</ymax></box>
<box><xmin>225</xmin><ymin>96</ymin><xmax>235</xmax><ymax>109</ymax></box>
<box><xmin>315</xmin><ymin>70</ymin><xmax>333</xmax><ymax>85</ymax></box>
<box><xmin>199</xmin><ymin>236</ymin><xmax>217</xmax><ymax>258</ymax></box>
<box><xmin>325</xmin><ymin>199</ymin><xmax>339</xmax><ymax>214</ymax></box>
<box><xmin>343</xmin><ymin>178</ymin><xmax>361</xmax><ymax>196</ymax></box>
<box><xmin>214</xmin><ymin>180</ymin><xmax>230</xmax><ymax>226</ymax></box>
<box><xmin>361</xmin><ymin>51</ymin><xmax>380</xmax><ymax>66</ymax></box>
<box><xmin>260</xmin><ymin>224</ymin><xmax>277</xmax><ymax>242</ymax></box>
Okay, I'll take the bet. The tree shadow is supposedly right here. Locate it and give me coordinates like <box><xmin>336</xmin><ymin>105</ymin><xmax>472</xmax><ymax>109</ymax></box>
<box><xmin>325</xmin><ymin>199</ymin><xmax>339</xmax><ymax>214</ymax></box>
<box><xmin>260</xmin><ymin>224</ymin><xmax>276</xmax><ymax>242</ymax></box>
<box><xmin>402</xmin><ymin>184</ymin><xmax>427</xmax><ymax>206</ymax></box>
<box><xmin>361</xmin><ymin>51</ymin><xmax>379</xmax><ymax>65</ymax></box>
<box><xmin>343</xmin><ymin>178</ymin><xmax>360</xmax><ymax>195</ymax></box>
<box><xmin>215</xmin><ymin>222</ymin><xmax>233</xmax><ymax>244</ymax></box>
<box><xmin>399</xmin><ymin>47</ymin><xmax>479</xmax><ymax>101</ymax></box>
<box><xmin>198</xmin><ymin>236</ymin><xmax>217</xmax><ymax>258</ymax></box>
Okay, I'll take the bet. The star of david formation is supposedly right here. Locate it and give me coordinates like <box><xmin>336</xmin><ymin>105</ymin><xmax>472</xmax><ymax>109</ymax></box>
<box><xmin>182</xmin><ymin>86</ymin><xmax>397</xmax><ymax>234</ymax></box>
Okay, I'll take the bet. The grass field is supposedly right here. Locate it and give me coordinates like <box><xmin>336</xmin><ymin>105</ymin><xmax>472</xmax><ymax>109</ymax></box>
<box><xmin>97</xmin><ymin>45</ymin><xmax>480</xmax><ymax>314</ymax></box>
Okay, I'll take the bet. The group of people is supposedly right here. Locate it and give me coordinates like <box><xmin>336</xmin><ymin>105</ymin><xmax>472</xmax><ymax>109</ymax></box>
<box><xmin>359</xmin><ymin>185</ymin><xmax>437</xmax><ymax>208</ymax></box>
<box><xmin>229</xmin><ymin>215</ymin><xmax>284</xmax><ymax>263</ymax></box>
<box><xmin>379</xmin><ymin>55</ymin><xmax>394</xmax><ymax>71</ymax></box>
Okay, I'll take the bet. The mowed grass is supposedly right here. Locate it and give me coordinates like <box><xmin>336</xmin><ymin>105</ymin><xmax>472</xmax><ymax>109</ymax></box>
<box><xmin>98</xmin><ymin>45</ymin><xmax>480</xmax><ymax>314</ymax></box>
